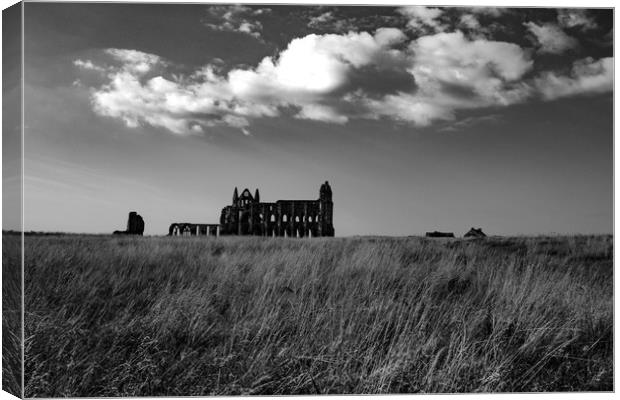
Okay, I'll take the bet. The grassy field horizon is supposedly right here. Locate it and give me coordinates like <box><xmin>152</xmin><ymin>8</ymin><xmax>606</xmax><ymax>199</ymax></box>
<box><xmin>16</xmin><ymin>234</ymin><xmax>613</xmax><ymax>395</ymax></box>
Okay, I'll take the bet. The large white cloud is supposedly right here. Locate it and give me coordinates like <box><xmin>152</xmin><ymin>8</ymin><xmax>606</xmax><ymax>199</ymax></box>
<box><xmin>89</xmin><ymin>53</ymin><xmax>277</xmax><ymax>135</ymax></box>
<box><xmin>84</xmin><ymin>31</ymin><xmax>410</xmax><ymax>134</ymax></box>
<box><xmin>229</xmin><ymin>29</ymin><xmax>408</xmax><ymax>97</ymax></box>
<box><xmin>411</xmin><ymin>31</ymin><xmax>532</xmax><ymax>85</ymax></box>
<box><xmin>261</xmin><ymin>28</ymin><xmax>535</xmax><ymax>123</ymax></box>
<box><xmin>358</xmin><ymin>31</ymin><xmax>534</xmax><ymax>126</ymax></box>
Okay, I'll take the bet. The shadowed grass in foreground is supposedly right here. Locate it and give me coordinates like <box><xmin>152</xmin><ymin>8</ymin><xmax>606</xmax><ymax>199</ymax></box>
<box><xmin>22</xmin><ymin>235</ymin><xmax>612</xmax><ymax>396</ymax></box>
<box><xmin>2</xmin><ymin>233</ymin><xmax>22</xmax><ymax>397</ymax></box>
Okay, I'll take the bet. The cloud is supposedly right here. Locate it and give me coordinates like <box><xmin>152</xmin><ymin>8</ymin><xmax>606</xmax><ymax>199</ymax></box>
<box><xmin>557</xmin><ymin>9</ymin><xmax>598</xmax><ymax>31</ymax></box>
<box><xmin>296</xmin><ymin>104</ymin><xmax>348</xmax><ymax>124</ymax></box>
<box><xmin>88</xmin><ymin>51</ymin><xmax>260</xmax><ymax>135</ymax></box>
<box><xmin>397</xmin><ymin>6</ymin><xmax>445</xmax><ymax>32</ymax></box>
<box><xmin>73</xmin><ymin>59</ymin><xmax>105</xmax><ymax>72</ymax></box>
<box><xmin>203</xmin><ymin>5</ymin><xmax>270</xmax><ymax>39</ymax></box>
<box><xmin>409</xmin><ymin>31</ymin><xmax>533</xmax><ymax>96</ymax></box>
<box><xmin>535</xmin><ymin>57</ymin><xmax>613</xmax><ymax>100</ymax></box>
<box><xmin>439</xmin><ymin>114</ymin><xmax>501</xmax><ymax>132</ymax></box>
<box><xmin>83</xmin><ymin>31</ymin><xmax>409</xmax><ymax>134</ymax></box>
<box><xmin>304</xmin><ymin>9</ymin><xmax>404</xmax><ymax>35</ymax></box>
<box><xmin>359</xmin><ymin>31</ymin><xmax>533</xmax><ymax>126</ymax></box>
<box><xmin>306</xmin><ymin>11</ymin><xmax>358</xmax><ymax>33</ymax></box>
<box><xmin>362</xmin><ymin>93</ymin><xmax>456</xmax><ymax>126</ymax></box>
<box><xmin>308</xmin><ymin>11</ymin><xmax>334</xmax><ymax>27</ymax></box>
<box><xmin>105</xmin><ymin>48</ymin><xmax>165</xmax><ymax>74</ymax></box>
<box><xmin>227</xmin><ymin>29</ymin><xmax>408</xmax><ymax>104</ymax></box>
<box><xmin>224</xmin><ymin>29</ymin><xmax>411</xmax><ymax>126</ymax></box>
<box><xmin>459</xmin><ymin>14</ymin><xmax>481</xmax><ymax>30</ymax></box>
<box><xmin>524</xmin><ymin>22</ymin><xmax>579</xmax><ymax>54</ymax></box>
<box><xmin>78</xmin><ymin>20</ymin><xmax>612</xmax><ymax>136</ymax></box>
<box><xmin>463</xmin><ymin>7</ymin><xmax>507</xmax><ymax>17</ymax></box>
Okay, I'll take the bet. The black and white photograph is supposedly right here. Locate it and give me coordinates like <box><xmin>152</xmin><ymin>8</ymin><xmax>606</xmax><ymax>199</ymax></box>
<box><xmin>1</xmin><ymin>1</ymin><xmax>615</xmax><ymax>397</ymax></box>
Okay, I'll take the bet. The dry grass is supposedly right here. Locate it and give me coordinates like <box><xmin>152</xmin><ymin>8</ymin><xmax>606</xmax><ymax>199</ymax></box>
<box><xmin>2</xmin><ymin>233</ymin><xmax>22</xmax><ymax>397</ymax></box>
<box><xmin>19</xmin><ymin>234</ymin><xmax>612</xmax><ymax>396</ymax></box>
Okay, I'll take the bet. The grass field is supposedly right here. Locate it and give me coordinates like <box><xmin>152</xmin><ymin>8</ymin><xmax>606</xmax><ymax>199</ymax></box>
<box><xmin>17</xmin><ymin>234</ymin><xmax>613</xmax><ymax>396</ymax></box>
<box><xmin>2</xmin><ymin>233</ymin><xmax>22</xmax><ymax>397</ymax></box>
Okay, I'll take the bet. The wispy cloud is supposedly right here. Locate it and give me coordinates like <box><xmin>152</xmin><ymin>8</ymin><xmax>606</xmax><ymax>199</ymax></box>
<box><xmin>557</xmin><ymin>9</ymin><xmax>598</xmax><ymax>31</ymax></box>
<box><xmin>202</xmin><ymin>4</ymin><xmax>270</xmax><ymax>39</ymax></box>
<box><xmin>74</xmin><ymin>59</ymin><xmax>105</xmax><ymax>72</ymax></box>
<box><xmin>300</xmin><ymin>7</ymin><xmax>403</xmax><ymax>35</ymax></box>
<box><xmin>397</xmin><ymin>6</ymin><xmax>445</xmax><ymax>33</ymax></box>
<box><xmin>463</xmin><ymin>7</ymin><xmax>507</xmax><ymax>17</ymax></box>
<box><xmin>439</xmin><ymin>114</ymin><xmax>502</xmax><ymax>132</ymax></box>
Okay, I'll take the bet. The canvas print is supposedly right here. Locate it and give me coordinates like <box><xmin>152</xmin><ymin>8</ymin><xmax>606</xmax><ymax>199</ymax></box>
<box><xmin>1</xmin><ymin>2</ymin><xmax>614</xmax><ymax>397</ymax></box>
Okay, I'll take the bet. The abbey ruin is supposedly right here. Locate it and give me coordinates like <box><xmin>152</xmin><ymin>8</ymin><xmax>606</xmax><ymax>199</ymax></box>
<box><xmin>169</xmin><ymin>181</ymin><xmax>334</xmax><ymax>238</ymax></box>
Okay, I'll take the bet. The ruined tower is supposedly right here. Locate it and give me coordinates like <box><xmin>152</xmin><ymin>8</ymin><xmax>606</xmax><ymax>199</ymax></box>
<box><xmin>114</xmin><ymin>211</ymin><xmax>145</xmax><ymax>235</ymax></box>
<box><xmin>319</xmin><ymin>181</ymin><xmax>334</xmax><ymax>237</ymax></box>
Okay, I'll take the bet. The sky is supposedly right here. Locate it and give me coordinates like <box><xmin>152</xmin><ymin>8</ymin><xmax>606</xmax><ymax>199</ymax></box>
<box><xmin>11</xmin><ymin>3</ymin><xmax>613</xmax><ymax>236</ymax></box>
<box><xmin>3</xmin><ymin>2</ymin><xmax>21</xmax><ymax>232</ymax></box>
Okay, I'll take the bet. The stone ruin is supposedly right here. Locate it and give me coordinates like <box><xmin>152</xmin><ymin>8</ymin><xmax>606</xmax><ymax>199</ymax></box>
<box><xmin>169</xmin><ymin>181</ymin><xmax>335</xmax><ymax>238</ymax></box>
<box><xmin>113</xmin><ymin>211</ymin><xmax>145</xmax><ymax>235</ymax></box>
<box><xmin>219</xmin><ymin>181</ymin><xmax>334</xmax><ymax>238</ymax></box>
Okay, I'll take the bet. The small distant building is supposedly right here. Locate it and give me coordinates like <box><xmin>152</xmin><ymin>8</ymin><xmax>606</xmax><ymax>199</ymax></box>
<box><xmin>114</xmin><ymin>211</ymin><xmax>144</xmax><ymax>235</ymax></box>
<box><xmin>425</xmin><ymin>231</ymin><xmax>455</xmax><ymax>238</ymax></box>
<box><xmin>464</xmin><ymin>227</ymin><xmax>486</xmax><ymax>238</ymax></box>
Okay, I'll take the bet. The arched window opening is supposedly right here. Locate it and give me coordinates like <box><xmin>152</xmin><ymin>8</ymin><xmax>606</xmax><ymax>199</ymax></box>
<box><xmin>283</xmin><ymin>215</ymin><xmax>288</xmax><ymax>222</ymax></box>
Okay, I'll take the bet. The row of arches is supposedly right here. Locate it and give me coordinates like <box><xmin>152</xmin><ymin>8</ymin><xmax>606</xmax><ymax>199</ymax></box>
<box><xmin>231</xmin><ymin>209</ymin><xmax>322</xmax><ymax>237</ymax></box>
<box><xmin>169</xmin><ymin>223</ymin><xmax>220</xmax><ymax>237</ymax></box>
<box><xmin>260</xmin><ymin>213</ymin><xmax>320</xmax><ymax>224</ymax></box>
<box><xmin>254</xmin><ymin>225</ymin><xmax>319</xmax><ymax>238</ymax></box>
